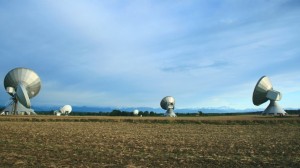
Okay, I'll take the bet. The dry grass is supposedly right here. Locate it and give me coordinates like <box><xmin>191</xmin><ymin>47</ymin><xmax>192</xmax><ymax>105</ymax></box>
<box><xmin>0</xmin><ymin>115</ymin><xmax>299</xmax><ymax>167</ymax></box>
<box><xmin>0</xmin><ymin>115</ymin><xmax>300</xmax><ymax>124</ymax></box>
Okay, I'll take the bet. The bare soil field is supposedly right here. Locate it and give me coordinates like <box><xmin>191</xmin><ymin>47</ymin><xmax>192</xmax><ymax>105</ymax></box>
<box><xmin>0</xmin><ymin>115</ymin><xmax>299</xmax><ymax>167</ymax></box>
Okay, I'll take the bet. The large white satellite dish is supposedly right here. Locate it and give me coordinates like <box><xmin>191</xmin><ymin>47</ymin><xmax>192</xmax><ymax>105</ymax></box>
<box><xmin>160</xmin><ymin>96</ymin><xmax>176</xmax><ymax>117</ymax></box>
<box><xmin>60</xmin><ymin>105</ymin><xmax>72</xmax><ymax>115</ymax></box>
<box><xmin>133</xmin><ymin>109</ymin><xmax>139</xmax><ymax>116</ymax></box>
<box><xmin>55</xmin><ymin>105</ymin><xmax>72</xmax><ymax>116</ymax></box>
<box><xmin>252</xmin><ymin>76</ymin><xmax>287</xmax><ymax>116</ymax></box>
<box><xmin>1</xmin><ymin>67</ymin><xmax>41</xmax><ymax>115</ymax></box>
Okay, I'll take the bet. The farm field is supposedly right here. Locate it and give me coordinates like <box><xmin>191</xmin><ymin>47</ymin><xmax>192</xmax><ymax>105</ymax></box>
<box><xmin>0</xmin><ymin>115</ymin><xmax>299</xmax><ymax>167</ymax></box>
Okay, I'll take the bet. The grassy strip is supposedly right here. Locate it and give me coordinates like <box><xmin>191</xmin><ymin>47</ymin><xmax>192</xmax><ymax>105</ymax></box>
<box><xmin>0</xmin><ymin>116</ymin><xmax>300</xmax><ymax>125</ymax></box>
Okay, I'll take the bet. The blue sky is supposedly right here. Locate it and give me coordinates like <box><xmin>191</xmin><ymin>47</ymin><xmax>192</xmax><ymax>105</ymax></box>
<box><xmin>0</xmin><ymin>0</ymin><xmax>300</xmax><ymax>110</ymax></box>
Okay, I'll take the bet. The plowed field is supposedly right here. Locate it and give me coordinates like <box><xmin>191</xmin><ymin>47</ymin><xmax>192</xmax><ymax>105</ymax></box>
<box><xmin>0</xmin><ymin>116</ymin><xmax>299</xmax><ymax>167</ymax></box>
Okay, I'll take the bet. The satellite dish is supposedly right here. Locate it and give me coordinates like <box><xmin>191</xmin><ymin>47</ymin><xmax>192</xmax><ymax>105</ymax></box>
<box><xmin>133</xmin><ymin>109</ymin><xmax>139</xmax><ymax>116</ymax></box>
<box><xmin>59</xmin><ymin>105</ymin><xmax>72</xmax><ymax>115</ymax></box>
<box><xmin>252</xmin><ymin>76</ymin><xmax>287</xmax><ymax>116</ymax></box>
<box><xmin>160</xmin><ymin>96</ymin><xmax>176</xmax><ymax>117</ymax></box>
<box><xmin>1</xmin><ymin>67</ymin><xmax>41</xmax><ymax>115</ymax></box>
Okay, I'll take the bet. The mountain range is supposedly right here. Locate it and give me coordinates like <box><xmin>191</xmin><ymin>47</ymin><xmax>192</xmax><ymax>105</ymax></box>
<box><xmin>32</xmin><ymin>105</ymin><xmax>263</xmax><ymax>113</ymax></box>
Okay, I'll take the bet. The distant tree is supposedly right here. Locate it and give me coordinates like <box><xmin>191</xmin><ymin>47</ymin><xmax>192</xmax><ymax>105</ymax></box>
<box><xmin>121</xmin><ymin>111</ymin><xmax>130</xmax><ymax>116</ymax></box>
<box><xmin>144</xmin><ymin>111</ymin><xmax>149</xmax><ymax>116</ymax></box>
<box><xmin>98</xmin><ymin>112</ymin><xmax>109</xmax><ymax>116</ymax></box>
<box><xmin>149</xmin><ymin>111</ymin><xmax>155</xmax><ymax>116</ymax></box>
<box><xmin>110</xmin><ymin>110</ymin><xmax>122</xmax><ymax>116</ymax></box>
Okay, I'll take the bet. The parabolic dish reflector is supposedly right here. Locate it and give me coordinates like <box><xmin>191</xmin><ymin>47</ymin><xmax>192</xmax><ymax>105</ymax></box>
<box><xmin>252</xmin><ymin>76</ymin><xmax>273</xmax><ymax>106</ymax></box>
<box><xmin>4</xmin><ymin>67</ymin><xmax>41</xmax><ymax>98</ymax></box>
<box><xmin>160</xmin><ymin>96</ymin><xmax>175</xmax><ymax>110</ymax></box>
<box><xmin>133</xmin><ymin>109</ymin><xmax>139</xmax><ymax>115</ymax></box>
<box><xmin>16</xmin><ymin>83</ymin><xmax>31</xmax><ymax>108</ymax></box>
<box><xmin>60</xmin><ymin>105</ymin><xmax>72</xmax><ymax>114</ymax></box>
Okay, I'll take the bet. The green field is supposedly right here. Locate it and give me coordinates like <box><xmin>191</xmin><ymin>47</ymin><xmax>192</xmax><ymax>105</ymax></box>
<box><xmin>0</xmin><ymin>115</ymin><xmax>299</xmax><ymax>167</ymax></box>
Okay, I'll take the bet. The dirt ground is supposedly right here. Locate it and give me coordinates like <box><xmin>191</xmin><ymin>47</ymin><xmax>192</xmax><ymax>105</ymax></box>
<box><xmin>0</xmin><ymin>116</ymin><xmax>299</xmax><ymax>167</ymax></box>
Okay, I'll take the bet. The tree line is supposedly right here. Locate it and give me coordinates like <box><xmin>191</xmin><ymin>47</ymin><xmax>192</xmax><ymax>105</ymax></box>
<box><xmin>36</xmin><ymin>110</ymin><xmax>164</xmax><ymax>116</ymax></box>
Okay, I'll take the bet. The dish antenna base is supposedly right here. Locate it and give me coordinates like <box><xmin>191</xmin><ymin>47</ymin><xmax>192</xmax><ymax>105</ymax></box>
<box><xmin>165</xmin><ymin>109</ymin><xmax>176</xmax><ymax>117</ymax></box>
<box><xmin>263</xmin><ymin>100</ymin><xmax>287</xmax><ymax>116</ymax></box>
<box><xmin>0</xmin><ymin>101</ymin><xmax>36</xmax><ymax>115</ymax></box>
